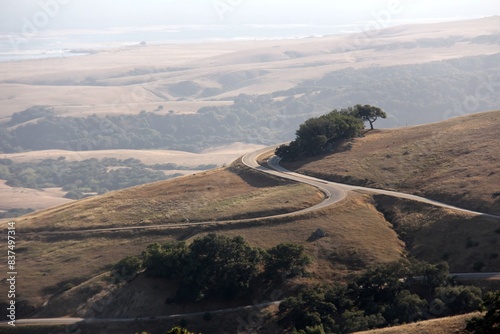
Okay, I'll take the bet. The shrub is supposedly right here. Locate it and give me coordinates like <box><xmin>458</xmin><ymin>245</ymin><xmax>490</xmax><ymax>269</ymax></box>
<box><xmin>466</xmin><ymin>290</ymin><xmax>500</xmax><ymax>334</ymax></box>
<box><xmin>265</xmin><ymin>243</ymin><xmax>311</xmax><ymax>280</ymax></box>
<box><xmin>435</xmin><ymin>286</ymin><xmax>482</xmax><ymax>315</ymax></box>
<box><xmin>473</xmin><ymin>261</ymin><xmax>485</xmax><ymax>272</ymax></box>
<box><xmin>113</xmin><ymin>256</ymin><xmax>142</xmax><ymax>281</ymax></box>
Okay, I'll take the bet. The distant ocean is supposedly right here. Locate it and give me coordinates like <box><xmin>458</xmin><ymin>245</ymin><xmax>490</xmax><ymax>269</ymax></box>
<box><xmin>0</xmin><ymin>24</ymin><xmax>347</xmax><ymax>62</ymax></box>
<box><xmin>0</xmin><ymin>18</ymin><xmax>474</xmax><ymax>62</ymax></box>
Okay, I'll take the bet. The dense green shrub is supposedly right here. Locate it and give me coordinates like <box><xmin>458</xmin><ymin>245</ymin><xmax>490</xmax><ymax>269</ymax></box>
<box><xmin>139</xmin><ymin>234</ymin><xmax>311</xmax><ymax>302</ymax></box>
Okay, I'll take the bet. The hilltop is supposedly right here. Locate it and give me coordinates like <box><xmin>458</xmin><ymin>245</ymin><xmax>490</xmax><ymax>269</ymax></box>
<box><xmin>284</xmin><ymin>110</ymin><xmax>500</xmax><ymax>215</ymax></box>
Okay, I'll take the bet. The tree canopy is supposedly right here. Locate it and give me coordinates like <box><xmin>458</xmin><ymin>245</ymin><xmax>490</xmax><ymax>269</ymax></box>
<box><xmin>265</xmin><ymin>243</ymin><xmax>312</xmax><ymax>279</ymax></box>
<box><xmin>279</xmin><ymin>259</ymin><xmax>482</xmax><ymax>333</ymax></box>
<box><xmin>350</xmin><ymin>104</ymin><xmax>387</xmax><ymax>130</ymax></box>
<box><xmin>276</xmin><ymin>105</ymin><xmax>388</xmax><ymax>160</ymax></box>
<box><xmin>466</xmin><ymin>290</ymin><xmax>500</xmax><ymax>333</ymax></box>
<box><xmin>138</xmin><ymin>234</ymin><xmax>311</xmax><ymax>302</ymax></box>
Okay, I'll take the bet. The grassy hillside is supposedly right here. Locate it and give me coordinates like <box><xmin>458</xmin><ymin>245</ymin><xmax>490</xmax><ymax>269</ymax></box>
<box><xmin>284</xmin><ymin>110</ymin><xmax>500</xmax><ymax>215</ymax></box>
<box><xmin>2</xmin><ymin>112</ymin><xmax>499</xmax><ymax>331</ymax></box>
<box><xmin>14</xmin><ymin>161</ymin><xmax>323</xmax><ymax>232</ymax></box>
<box><xmin>91</xmin><ymin>193</ymin><xmax>403</xmax><ymax>320</ymax></box>
<box><xmin>373</xmin><ymin>195</ymin><xmax>500</xmax><ymax>273</ymax></box>
<box><xmin>355</xmin><ymin>313</ymin><xmax>479</xmax><ymax>334</ymax></box>
<box><xmin>0</xmin><ymin>190</ymin><xmax>403</xmax><ymax>318</ymax></box>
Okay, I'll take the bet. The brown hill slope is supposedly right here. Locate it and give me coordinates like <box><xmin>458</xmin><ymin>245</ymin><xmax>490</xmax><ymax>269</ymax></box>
<box><xmin>15</xmin><ymin>162</ymin><xmax>323</xmax><ymax>232</ymax></box>
<box><xmin>284</xmin><ymin>110</ymin><xmax>500</xmax><ymax>215</ymax></box>
<box><xmin>0</xmin><ymin>174</ymin><xmax>403</xmax><ymax>318</ymax></box>
<box><xmin>373</xmin><ymin>195</ymin><xmax>500</xmax><ymax>273</ymax></box>
<box><xmin>355</xmin><ymin>313</ymin><xmax>479</xmax><ymax>334</ymax></box>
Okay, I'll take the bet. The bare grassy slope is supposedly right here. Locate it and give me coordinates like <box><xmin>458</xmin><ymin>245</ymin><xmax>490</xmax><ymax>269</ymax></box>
<box><xmin>285</xmin><ymin>110</ymin><xmax>500</xmax><ymax>215</ymax></box>
<box><xmin>80</xmin><ymin>193</ymin><xmax>403</xmax><ymax>319</ymax></box>
<box><xmin>355</xmin><ymin>313</ymin><xmax>479</xmax><ymax>334</ymax></box>
<box><xmin>0</xmin><ymin>180</ymin><xmax>72</xmax><ymax>211</ymax></box>
<box><xmin>0</xmin><ymin>162</ymin><xmax>323</xmax><ymax>313</ymax></box>
<box><xmin>1</xmin><ymin>191</ymin><xmax>402</xmax><ymax>318</ymax></box>
<box><xmin>15</xmin><ymin>163</ymin><xmax>323</xmax><ymax>232</ymax></box>
<box><xmin>0</xmin><ymin>143</ymin><xmax>264</xmax><ymax>213</ymax></box>
<box><xmin>374</xmin><ymin>195</ymin><xmax>500</xmax><ymax>273</ymax></box>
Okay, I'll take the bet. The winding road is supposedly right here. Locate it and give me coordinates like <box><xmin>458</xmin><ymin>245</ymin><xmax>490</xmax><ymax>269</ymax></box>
<box><xmin>242</xmin><ymin>146</ymin><xmax>500</xmax><ymax>220</ymax></box>
<box><xmin>25</xmin><ymin>145</ymin><xmax>499</xmax><ymax>237</ymax></box>
<box><xmin>3</xmin><ymin>145</ymin><xmax>500</xmax><ymax>327</ymax></box>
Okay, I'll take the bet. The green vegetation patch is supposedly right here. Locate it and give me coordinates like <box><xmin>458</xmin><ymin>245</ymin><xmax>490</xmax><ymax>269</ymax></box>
<box><xmin>116</xmin><ymin>234</ymin><xmax>311</xmax><ymax>303</ymax></box>
<box><xmin>279</xmin><ymin>260</ymin><xmax>486</xmax><ymax>333</ymax></box>
<box><xmin>0</xmin><ymin>157</ymin><xmax>215</xmax><ymax>200</ymax></box>
<box><xmin>276</xmin><ymin>105</ymin><xmax>385</xmax><ymax>160</ymax></box>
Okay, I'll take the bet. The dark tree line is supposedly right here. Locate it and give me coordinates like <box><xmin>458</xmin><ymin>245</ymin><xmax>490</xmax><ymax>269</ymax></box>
<box><xmin>279</xmin><ymin>260</ymin><xmax>485</xmax><ymax>333</ymax></box>
<box><xmin>0</xmin><ymin>157</ymin><xmax>184</xmax><ymax>199</ymax></box>
<box><xmin>0</xmin><ymin>103</ymin><xmax>306</xmax><ymax>153</ymax></box>
<box><xmin>2</xmin><ymin>54</ymin><xmax>499</xmax><ymax>155</ymax></box>
<box><xmin>114</xmin><ymin>234</ymin><xmax>311</xmax><ymax>302</ymax></box>
<box><xmin>466</xmin><ymin>290</ymin><xmax>500</xmax><ymax>333</ymax></box>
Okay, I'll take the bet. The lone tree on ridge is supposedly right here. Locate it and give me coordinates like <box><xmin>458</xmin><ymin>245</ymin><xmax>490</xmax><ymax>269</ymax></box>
<box><xmin>351</xmin><ymin>104</ymin><xmax>387</xmax><ymax>130</ymax></box>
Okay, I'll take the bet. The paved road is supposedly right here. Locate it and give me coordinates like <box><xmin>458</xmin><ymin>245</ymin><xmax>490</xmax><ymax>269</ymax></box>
<box><xmin>1</xmin><ymin>302</ymin><xmax>280</xmax><ymax>327</ymax></box>
<box><xmin>3</xmin><ymin>146</ymin><xmax>500</xmax><ymax>327</ymax></box>
<box><xmin>24</xmin><ymin>145</ymin><xmax>498</xmax><ymax>237</ymax></box>
<box><xmin>242</xmin><ymin>146</ymin><xmax>500</xmax><ymax>220</ymax></box>
<box><xmin>451</xmin><ymin>272</ymin><xmax>500</xmax><ymax>280</ymax></box>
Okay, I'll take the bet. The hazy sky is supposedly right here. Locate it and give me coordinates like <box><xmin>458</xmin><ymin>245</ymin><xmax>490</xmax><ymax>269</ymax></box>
<box><xmin>1</xmin><ymin>0</ymin><xmax>499</xmax><ymax>33</ymax></box>
<box><xmin>0</xmin><ymin>0</ymin><xmax>500</xmax><ymax>38</ymax></box>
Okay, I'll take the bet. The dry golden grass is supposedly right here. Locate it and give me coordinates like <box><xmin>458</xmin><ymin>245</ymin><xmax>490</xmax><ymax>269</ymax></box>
<box><xmin>0</xmin><ymin>180</ymin><xmax>72</xmax><ymax>211</ymax></box>
<box><xmin>285</xmin><ymin>110</ymin><xmax>500</xmax><ymax>215</ymax></box>
<box><xmin>355</xmin><ymin>313</ymin><xmax>479</xmax><ymax>334</ymax></box>
<box><xmin>0</xmin><ymin>143</ymin><xmax>263</xmax><ymax>166</ymax></box>
<box><xmin>0</xmin><ymin>143</ymin><xmax>264</xmax><ymax>214</ymax></box>
<box><xmin>0</xmin><ymin>191</ymin><xmax>403</xmax><ymax>318</ymax></box>
<box><xmin>373</xmin><ymin>195</ymin><xmax>500</xmax><ymax>273</ymax></box>
<box><xmin>215</xmin><ymin>194</ymin><xmax>404</xmax><ymax>279</ymax></box>
<box><xmin>0</xmin><ymin>163</ymin><xmax>321</xmax><ymax>311</ymax></box>
<box><xmin>14</xmin><ymin>164</ymin><xmax>323</xmax><ymax>232</ymax></box>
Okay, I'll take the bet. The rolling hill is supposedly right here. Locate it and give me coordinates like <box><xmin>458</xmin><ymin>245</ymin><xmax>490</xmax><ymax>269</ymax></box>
<box><xmin>1</xmin><ymin>16</ymin><xmax>500</xmax><ymax>331</ymax></box>
<box><xmin>284</xmin><ymin>109</ymin><xmax>500</xmax><ymax>215</ymax></box>
<box><xmin>1</xmin><ymin>111</ymin><xmax>500</xmax><ymax>333</ymax></box>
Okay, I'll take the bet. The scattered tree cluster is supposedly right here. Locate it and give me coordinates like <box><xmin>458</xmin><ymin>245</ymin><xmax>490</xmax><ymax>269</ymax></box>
<box><xmin>276</xmin><ymin>105</ymin><xmax>386</xmax><ymax>160</ymax></box>
<box><xmin>0</xmin><ymin>208</ymin><xmax>34</xmax><ymax>219</ymax></box>
<box><xmin>0</xmin><ymin>157</ymin><xmax>178</xmax><ymax>199</ymax></box>
<box><xmin>0</xmin><ymin>158</ymin><xmax>215</xmax><ymax>202</ymax></box>
<box><xmin>135</xmin><ymin>328</ymin><xmax>197</xmax><ymax>334</ymax></box>
<box><xmin>1</xmin><ymin>54</ymin><xmax>499</xmax><ymax>154</ymax></box>
<box><xmin>279</xmin><ymin>260</ymin><xmax>484</xmax><ymax>333</ymax></box>
<box><xmin>116</xmin><ymin>234</ymin><xmax>311</xmax><ymax>302</ymax></box>
<box><xmin>466</xmin><ymin>290</ymin><xmax>500</xmax><ymax>333</ymax></box>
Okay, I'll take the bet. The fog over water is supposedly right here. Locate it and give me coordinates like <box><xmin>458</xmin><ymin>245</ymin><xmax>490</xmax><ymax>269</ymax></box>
<box><xmin>0</xmin><ymin>0</ymin><xmax>498</xmax><ymax>61</ymax></box>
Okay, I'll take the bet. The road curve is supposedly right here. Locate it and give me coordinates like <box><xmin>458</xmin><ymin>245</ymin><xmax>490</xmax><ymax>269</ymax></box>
<box><xmin>24</xmin><ymin>145</ymin><xmax>499</xmax><ymax>236</ymax></box>
<box><xmin>242</xmin><ymin>146</ymin><xmax>500</xmax><ymax>220</ymax></box>
<box><xmin>4</xmin><ymin>146</ymin><xmax>499</xmax><ymax>328</ymax></box>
